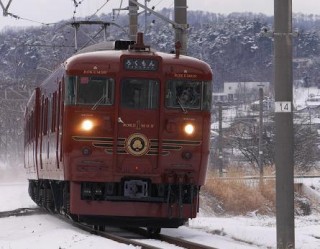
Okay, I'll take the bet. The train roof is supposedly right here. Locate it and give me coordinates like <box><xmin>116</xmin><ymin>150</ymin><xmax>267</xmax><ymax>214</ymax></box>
<box><xmin>75</xmin><ymin>40</ymin><xmax>135</xmax><ymax>54</ymax></box>
<box><xmin>64</xmin><ymin>41</ymin><xmax>212</xmax><ymax>79</ymax></box>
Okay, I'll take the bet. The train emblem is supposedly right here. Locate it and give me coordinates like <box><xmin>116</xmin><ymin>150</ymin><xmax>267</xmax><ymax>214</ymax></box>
<box><xmin>125</xmin><ymin>133</ymin><xmax>150</xmax><ymax>156</ymax></box>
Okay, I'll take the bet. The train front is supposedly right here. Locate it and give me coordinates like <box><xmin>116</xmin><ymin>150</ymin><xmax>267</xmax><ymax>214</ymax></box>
<box><xmin>63</xmin><ymin>41</ymin><xmax>213</xmax><ymax>229</ymax></box>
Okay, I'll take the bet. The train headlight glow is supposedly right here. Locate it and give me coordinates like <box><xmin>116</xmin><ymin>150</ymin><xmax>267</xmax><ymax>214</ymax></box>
<box><xmin>81</xmin><ymin>119</ymin><xmax>94</xmax><ymax>131</ymax></box>
<box><xmin>184</xmin><ymin>124</ymin><xmax>195</xmax><ymax>135</ymax></box>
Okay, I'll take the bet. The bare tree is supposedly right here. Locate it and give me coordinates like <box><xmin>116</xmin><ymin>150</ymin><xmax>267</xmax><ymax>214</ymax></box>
<box><xmin>226</xmin><ymin>113</ymin><xmax>319</xmax><ymax>172</ymax></box>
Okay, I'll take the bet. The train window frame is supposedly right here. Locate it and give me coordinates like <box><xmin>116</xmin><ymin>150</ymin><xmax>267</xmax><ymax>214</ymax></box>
<box><xmin>120</xmin><ymin>78</ymin><xmax>160</xmax><ymax>110</ymax></box>
<box><xmin>44</xmin><ymin>98</ymin><xmax>49</xmax><ymax>135</ymax></box>
<box><xmin>202</xmin><ymin>81</ymin><xmax>213</xmax><ymax>111</ymax></box>
<box><xmin>65</xmin><ymin>76</ymin><xmax>115</xmax><ymax>106</ymax></box>
<box><xmin>165</xmin><ymin>80</ymin><xmax>212</xmax><ymax>111</ymax></box>
<box><xmin>51</xmin><ymin>92</ymin><xmax>57</xmax><ymax>132</ymax></box>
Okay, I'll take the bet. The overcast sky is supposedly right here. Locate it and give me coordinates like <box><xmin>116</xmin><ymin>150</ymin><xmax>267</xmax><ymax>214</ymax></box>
<box><xmin>0</xmin><ymin>0</ymin><xmax>320</xmax><ymax>31</ymax></box>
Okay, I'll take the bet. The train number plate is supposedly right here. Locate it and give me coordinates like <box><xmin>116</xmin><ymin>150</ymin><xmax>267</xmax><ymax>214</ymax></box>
<box><xmin>124</xmin><ymin>180</ymin><xmax>148</xmax><ymax>198</ymax></box>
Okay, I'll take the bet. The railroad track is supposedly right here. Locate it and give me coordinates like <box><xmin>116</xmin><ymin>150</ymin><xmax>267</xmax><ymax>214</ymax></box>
<box><xmin>1</xmin><ymin>207</ymin><xmax>217</xmax><ymax>248</ymax></box>
<box><xmin>67</xmin><ymin>218</ymin><xmax>217</xmax><ymax>249</ymax></box>
<box><xmin>78</xmin><ymin>224</ymin><xmax>217</xmax><ymax>249</ymax></box>
<box><xmin>0</xmin><ymin>207</ymin><xmax>44</xmax><ymax>218</ymax></box>
<box><xmin>128</xmin><ymin>227</ymin><xmax>218</xmax><ymax>249</ymax></box>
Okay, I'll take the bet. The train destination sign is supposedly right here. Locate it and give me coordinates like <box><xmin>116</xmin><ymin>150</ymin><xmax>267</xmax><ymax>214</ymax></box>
<box><xmin>124</xmin><ymin>58</ymin><xmax>158</xmax><ymax>71</ymax></box>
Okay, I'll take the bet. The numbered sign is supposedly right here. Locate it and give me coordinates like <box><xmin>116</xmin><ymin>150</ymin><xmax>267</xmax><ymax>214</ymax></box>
<box><xmin>275</xmin><ymin>101</ymin><xmax>292</xmax><ymax>113</ymax></box>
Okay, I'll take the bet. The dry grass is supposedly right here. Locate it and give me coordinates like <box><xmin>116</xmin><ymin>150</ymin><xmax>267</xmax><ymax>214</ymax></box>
<box><xmin>205</xmin><ymin>168</ymin><xmax>276</xmax><ymax>215</ymax></box>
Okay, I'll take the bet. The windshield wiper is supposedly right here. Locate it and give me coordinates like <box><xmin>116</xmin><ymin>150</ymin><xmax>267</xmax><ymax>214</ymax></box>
<box><xmin>177</xmin><ymin>97</ymin><xmax>188</xmax><ymax>114</ymax></box>
<box><xmin>91</xmin><ymin>94</ymin><xmax>106</xmax><ymax>110</ymax></box>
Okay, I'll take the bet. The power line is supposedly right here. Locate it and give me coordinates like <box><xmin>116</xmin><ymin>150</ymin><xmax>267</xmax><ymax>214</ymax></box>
<box><xmin>115</xmin><ymin>0</ymin><xmax>124</xmax><ymax>20</ymax></box>
<box><xmin>72</xmin><ymin>0</ymin><xmax>112</xmax><ymax>21</ymax></box>
<box><xmin>21</xmin><ymin>44</ymin><xmax>74</xmax><ymax>48</ymax></box>
<box><xmin>1</xmin><ymin>0</ymin><xmax>59</xmax><ymax>26</ymax></box>
<box><xmin>4</xmin><ymin>12</ymin><xmax>56</xmax><ymax>26</ymax></box>
<box><xmin>3</xmin><ymin>0</ymin><xmax>110</xmax><ymax>28</ymax></box>
<box><xmin>87</xmin><ymin>0</ymin><xmax>111</xmax><ymax>21</ymax></box>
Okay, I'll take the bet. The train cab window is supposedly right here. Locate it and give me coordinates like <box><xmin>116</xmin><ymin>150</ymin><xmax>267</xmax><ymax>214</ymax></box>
<box><xmin>202</xmin><ymin>81</ymin><xmax>213</xmax><ymax>111</ymax></box>
<box><xmin>121</xmin><ymin>78</ymin><xmax>159</xmax><ymax>109</ymax></box>
<box><xmin>66</xmin><ymin>76</ymin><xmax>114</xmax><ymax>106</ymax></box>
<box><xmin>165</xmin><ymin>80</ymin><xmax>212</xmax><ymax>111</ymax></box>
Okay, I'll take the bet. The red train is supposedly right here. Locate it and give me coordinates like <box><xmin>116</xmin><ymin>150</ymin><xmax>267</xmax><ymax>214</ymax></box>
<box><xmin>24</xmin><ymin>33</ymin><xmax>212</xmax><ymax>233</ymax></box>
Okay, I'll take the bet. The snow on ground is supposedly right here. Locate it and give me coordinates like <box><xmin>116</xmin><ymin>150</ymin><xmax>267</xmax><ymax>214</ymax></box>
<box><xmin>0</xmin><ymin>215</ymin><xmax>135</xmax><ymax>249</ymax></box>
<box><xmin>0</xmin><ymin>178</ymin><xmax>320</xmax><ymax>249</ymax></box>
<box><xmin>0</xmin><ymin>182</ymin><xmax>36</xmax><ymax>212</ymax></box>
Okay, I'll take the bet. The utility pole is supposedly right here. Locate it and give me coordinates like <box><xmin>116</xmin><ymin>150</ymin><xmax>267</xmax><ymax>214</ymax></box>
<box><xmin>129</xmin><ymin>0</ymin><xmax>138</xmax><ymax>41</ymax></box>
<box><xmin>258</xmin><ymin>87</ymin><xmax>263</xmax><ymax>177</ymax></box>
<box><xmin>144</xmin><ymin>0</ymin><xmax>150</xmax><ymax>32</ymax></box>
<box><xmin>174</xmin><ymin>0</ymin><xmax>188</xmax><ymax>55</ymax></box>
<box><xmin>218</xmin><ymin>103</ymin><xmax>223</xmax><ymax>177</ymax></box>
<box><xmin>0</xmin><ymin>0</ymin><xmax>13</xmax><ymax>16</ymax></box>
<box><xmin>274</xmin><ymin>0</ymin><xmax>295</xmax><ymax>248</ymax></box>
<box><xmin>129</xmin><ymin>0</ymin><xmax>188</xmax><ymax>54</ymax></box>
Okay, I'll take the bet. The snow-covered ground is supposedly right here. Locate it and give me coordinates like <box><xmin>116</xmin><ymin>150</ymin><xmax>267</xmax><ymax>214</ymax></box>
<box><xmin>1</xmin><ymin>177</ymin><xmax>320</xmax><ymax>249</ymax></box>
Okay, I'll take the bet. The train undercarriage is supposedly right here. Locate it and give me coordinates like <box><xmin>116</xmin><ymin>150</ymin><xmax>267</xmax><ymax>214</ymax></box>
<box><xmin>28</xmin><ymin>179</ymin><xmax>199</xmax><ymax>233</ymax></box>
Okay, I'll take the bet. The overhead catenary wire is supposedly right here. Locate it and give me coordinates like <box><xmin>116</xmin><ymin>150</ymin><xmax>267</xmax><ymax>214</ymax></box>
<box><xmin>1</xmin><ymin>1</ymin><xmax>116</xmax><ymax>54</ymax></box>
<box><xmin>113</xmin><ymin>0</ymin><xmax>124</xmax><ymax>21</ymax></box>
<box><xmin>0</xmin><ymin>0</ymin><xmax>57</xmax><ymax>26</ymax></box>
<box><xmin>86</xmin><ymin>0</ymin><xmax>111</xmax><ymax>21</ymax></box>
<box><xmin>72</xmin><ymin>0</ymin><xmax>112</xmax><ymax>21</ymax></box>
<box><xmin>3</xmin><ymin>0</ymin><xmax>111</xmax><ymax>28</ymax></box>
<box><xmin>4</xmin><ymin>11</ymin><xmax>58</xmax><ymax>26</ymax></box>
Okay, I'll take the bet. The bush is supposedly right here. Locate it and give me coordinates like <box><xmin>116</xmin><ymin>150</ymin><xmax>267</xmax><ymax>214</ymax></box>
<box><xmin>204</xmin><ymin>169</ymin><xmax>275</xmax><ymax>215</ymax></box>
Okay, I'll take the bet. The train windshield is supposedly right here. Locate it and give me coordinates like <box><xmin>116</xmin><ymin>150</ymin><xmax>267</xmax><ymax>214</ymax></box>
<box><xmin>66</xmin><ymin>76</ymin><xmax>114</xmax><ymax>106</ymax></box>
<box><xmin>165</xmin><ymin>80</ymin><xmax>212</xmax><ymax>111</ymax></box>
<box><xmin>121</xmin><ymin>78</ymin><xmax>159</xmax><ymax>109</ymax></box>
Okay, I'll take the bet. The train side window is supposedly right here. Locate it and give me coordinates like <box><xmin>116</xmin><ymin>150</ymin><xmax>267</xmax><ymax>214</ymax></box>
<box><xmin>65</xmin><ymin>76</ymin><xmax>114</xmax><ymax>106</ymax></box>
<box><xmin>66</xmin><ymin>76</ymin><xmax>76</xmax><ymax>104</ymax></box>
<box><xmin>121</xmin><ymin>78</ymin><xmax>159</xmax><ymax>109</ymax></box>
<box><xmin>77</xmin><ymin>76</ymin><xmax>114</xmax><ymax>106</ymax></box>
<box><xmin>202</xmin><ymin>81</ymin><xmax>213</xmax><ymax>111</ymax></box>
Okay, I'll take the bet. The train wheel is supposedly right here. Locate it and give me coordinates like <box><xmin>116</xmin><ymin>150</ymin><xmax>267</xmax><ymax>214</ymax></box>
<box><xmin>93</xmin><ymin>225</ymin><xmax>105</xmax><ymax>232</ymax></box>
<box><xmin>28</xmin><ymin>181</ymin><xmax>36</xmax><ymax>202</ymax></box>
<box><xmin>147</xmin><ymin>227</ymin><xmax>161</xmax><ymax>237</ymax></box>
<box><xmin>45</xmin><ymin>188</ymin><xmax>55</xmax><ymax>212</ymax></box>
<box><xmin>34</xmin><ymin>183</ymin><xmax>40</xmax><ymax>205</ymax></box>
<box><xmin>40</xmin><ymin>188</ymin><xmax>45</xmax><ymax>207</ymax></box>
<box><xmin>62</xmin><ymin>183</ymin><xmax>70</xmax><ymax>215</ymax></box>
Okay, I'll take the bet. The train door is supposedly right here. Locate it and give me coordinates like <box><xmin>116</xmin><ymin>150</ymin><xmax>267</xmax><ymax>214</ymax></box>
<box><xmin>37</xmin><ymin>95</ymin><xmax>44</xmax><ymax>173</ymax></box>
<box><xmin>34</xmin><ymin>87</ymin><xmax>40</xmax><ymax>179</ymax></box>
<box><xmin>116</xmin><ymin>77</ymin><xmax>160</xmax><ymax>175</ymax></box>
<box><xmin>55</xmin><ymin>80</ymin><xmax>63</xmax><ymax>169</ymax></box>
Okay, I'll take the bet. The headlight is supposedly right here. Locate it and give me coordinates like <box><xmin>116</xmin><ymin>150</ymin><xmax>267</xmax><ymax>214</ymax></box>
<box><xmin>81</xmin><ymin>119</ymin><xmax>94</xmax><ymax>131</ymax></box>
<box><xmin>184</xmin><ymin>124</ymin><xmax>195</xmax><ymax>135</ymax></box>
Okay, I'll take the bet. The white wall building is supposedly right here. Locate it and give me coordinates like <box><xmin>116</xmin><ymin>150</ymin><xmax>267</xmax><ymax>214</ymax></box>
<box><xmin>223</xmin><ymin>82</ymin><xmax>270</xmax><ymax>101</ymax></box>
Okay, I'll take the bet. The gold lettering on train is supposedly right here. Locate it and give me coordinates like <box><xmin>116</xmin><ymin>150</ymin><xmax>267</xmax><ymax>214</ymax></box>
<box><xmin>173</xmin><ymin>73</ymin><xmax>198</xmax><ymax>79</ymax></box>
<box><xmin>83</xmin><ymin>70</ymin><xmax>108</xmax><ymax>74</ymax></box>
<box><xmin>122</xmin><ymin>121</ymin><xmax>155</xmax><ymax>129</ymax></box>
